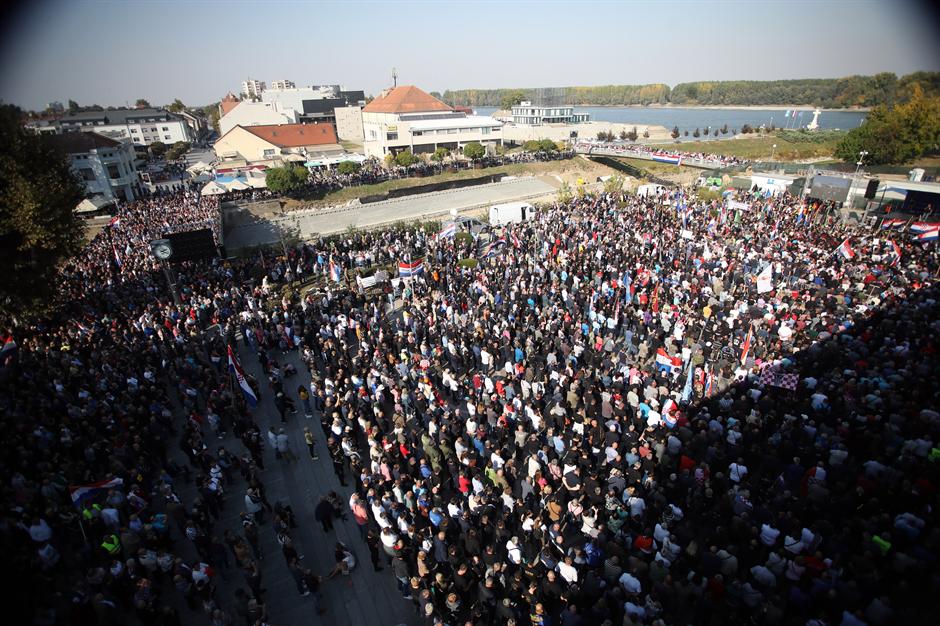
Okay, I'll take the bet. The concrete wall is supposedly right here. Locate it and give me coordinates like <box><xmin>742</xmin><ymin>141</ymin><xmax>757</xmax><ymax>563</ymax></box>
<box><xmin>335</xmin><ymin>106</ymin><xmax>364</xmax><ymax>142</ymax></box>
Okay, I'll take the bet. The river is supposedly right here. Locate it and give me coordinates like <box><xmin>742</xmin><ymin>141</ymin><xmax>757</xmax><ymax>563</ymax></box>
<box><xmin>474</xmin><ymin>106</ymin><xmax>865</xmax><ymax>132</ymax></box>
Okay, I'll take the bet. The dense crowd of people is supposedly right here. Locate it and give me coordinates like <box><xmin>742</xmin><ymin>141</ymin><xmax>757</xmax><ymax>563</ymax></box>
<box><xmin>576</xmin><ymin>141</ymin><xmax>750</xmax><ymax>168</ymax></box>
<box><xmin>218</xmin><ymin>151</ymin><xmax>576</xmax><ymax>205</ymax></box>
<box><xmin>2</xmin><ymin>181</ymin><xmax>938</xmax><ymax>626</ymax></box>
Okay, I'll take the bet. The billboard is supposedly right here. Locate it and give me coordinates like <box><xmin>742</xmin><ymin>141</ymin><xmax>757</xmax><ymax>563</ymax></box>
<box><xmin>809</xmin><ymin>175</ymin><xmax>851</xmax><ymax>203</ymax></box>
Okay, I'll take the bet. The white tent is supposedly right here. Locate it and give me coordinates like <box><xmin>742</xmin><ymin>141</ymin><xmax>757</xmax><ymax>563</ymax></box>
<box><xmin>201</xmin><ymin>181</ymin><xmax>228</xmax><ymax>196</ymax></box>
<box><xmin>245</xmin><ymin>172</ymin><xmax>268</xmax><ymax>189</ymax></box>
<box><xmin>225</xmin><ymin>179</ymin><xmax>250</xmax><ymax>191</ymax></box>
<box><xmin>186</xmin><ymin>160</ymin><xmax>211</xmax><ymax>174</ymax></box>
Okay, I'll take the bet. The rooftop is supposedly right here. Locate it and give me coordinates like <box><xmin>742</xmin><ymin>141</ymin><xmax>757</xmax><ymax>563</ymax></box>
<box><xmin>407</xmin><ymin>115</ymin><xmax>503</xmax><ymax>132</ymax></box>
<box><xmin>59</xmin><ymin>108</ymin><xmax>177</xmax><ymax>125</ymax></box>
<box><xmin>362</xmin><ymin>85</ymin><xmax>452</xmax><ymax>114</ymax></box>
<box><xmin>45</xmin><ymin>131</ymin><xmax>122</xmax><ymax>153</ymax></box>
<box><xmin>239</xmin><ymin>123</ymin><xmax>339</xmax><ymax>147</ymax></box>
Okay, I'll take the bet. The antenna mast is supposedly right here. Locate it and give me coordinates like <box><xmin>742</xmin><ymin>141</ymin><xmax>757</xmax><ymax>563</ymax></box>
<box><xmin>392</xmin><ymin>67</ymin><xmax>398</xmax><ymax>88</ymax></box>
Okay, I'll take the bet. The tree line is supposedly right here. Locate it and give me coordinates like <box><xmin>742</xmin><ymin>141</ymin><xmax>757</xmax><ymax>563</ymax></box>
<box><xmin>436</xmin><ymin>72</ymin><xmax>940</xmax><ymax>109</ymax></box>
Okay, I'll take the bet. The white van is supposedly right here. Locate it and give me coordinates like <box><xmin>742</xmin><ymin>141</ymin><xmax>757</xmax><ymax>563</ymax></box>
<box><xmin>489</xmin><ymin>202</ymin><xmax>535</xmax><ymax>227</ymax></box>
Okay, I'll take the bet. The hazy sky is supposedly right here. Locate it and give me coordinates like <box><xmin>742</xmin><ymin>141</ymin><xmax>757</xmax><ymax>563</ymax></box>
<box><xmin>1</xmin><ymin>0</ymin><xmax>938</xmax><ymax>110</ymax></box>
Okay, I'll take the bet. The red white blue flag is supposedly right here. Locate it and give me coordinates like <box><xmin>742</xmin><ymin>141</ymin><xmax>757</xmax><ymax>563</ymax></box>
<box><xmin>227</xmin><ymin>345</ymin><xmax>258</xmax><ymax>407</ymax></box>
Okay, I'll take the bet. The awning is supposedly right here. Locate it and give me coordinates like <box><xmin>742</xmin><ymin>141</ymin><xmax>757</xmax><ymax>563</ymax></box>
<box><xmin>201</xmin><ymin>181</ymin><xmax>228</xmax><ymax>196</ymax></box>
<box><xmin>74</xmin><ymin>195</ymin><xmax>114</xmax><ymax>213</ymax></box>
<box><xmin>225</xmin><ymin>179</ymin><xmax>250</xmax><ymax>191</ymax></box>
<box><xmin>244</xmin><ymin>172</ymin><xmax>268</xmax><ymax>189</ymax></box>
<box><xmin>284</xmin><ymin>154</ymin><xmax>306</xmax><ymax>162</ymax></box>
<box><xmin>186</xmin><ymin>160</ymin><xmax>211</xmax><ymax>174</ymax></box>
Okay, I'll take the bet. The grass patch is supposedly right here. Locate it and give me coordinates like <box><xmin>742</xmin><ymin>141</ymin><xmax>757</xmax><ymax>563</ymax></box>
<box><xmin>282</xmin><ymin>159</ymin><xmax>601</xmax><ymax>209</ymax></box>
<box><xmin>613</xmin><ymin>157</ymin><xmax>684</xmax><ymax>177</ymax></box>
<box><xmin>652</xmin><ymin>129</ymin><xmax>846</xmax><ymax>161</ymax></box>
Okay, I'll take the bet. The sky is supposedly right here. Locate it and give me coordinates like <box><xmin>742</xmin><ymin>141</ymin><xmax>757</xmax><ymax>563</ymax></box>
<box><xmin>1</xmin><ymin>0</ymin><xmax>938</xmax><ymax>111</ymax></box>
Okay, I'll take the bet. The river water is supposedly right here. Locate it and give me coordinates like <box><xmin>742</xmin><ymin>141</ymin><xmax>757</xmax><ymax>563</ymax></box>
<box><xmin>475</xmin><ymin>106</ymin><xmax>865</xmax><ymax>132</ymax></box>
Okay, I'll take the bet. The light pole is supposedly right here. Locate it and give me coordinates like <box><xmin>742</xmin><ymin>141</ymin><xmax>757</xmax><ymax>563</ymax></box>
<box><xmin>771</xmin><ymin>144</ymin><xmax>777</xmax><ymax>162</ymax></box>
<box><xmin>847</xmin><ymin>150</ymin><xmax>868</xmax><ymax>211</ymax></box>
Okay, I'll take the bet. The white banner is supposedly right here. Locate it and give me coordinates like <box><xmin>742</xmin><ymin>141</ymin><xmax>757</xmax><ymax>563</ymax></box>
<box><xmin>727</xmin><ymin>200</ymin><xmax>750</xmax><ymax>212</ymax></box>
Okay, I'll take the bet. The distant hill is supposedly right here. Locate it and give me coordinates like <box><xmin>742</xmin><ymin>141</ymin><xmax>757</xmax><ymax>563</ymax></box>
<box><xmin>439</xmin><ymin>72</ymin><xmax>940</xmax><ymax>109</ymax></box>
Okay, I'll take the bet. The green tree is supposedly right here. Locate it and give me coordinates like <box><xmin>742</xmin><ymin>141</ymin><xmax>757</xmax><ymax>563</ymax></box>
<box><xmin>167</xmin><ymin>99</ymin><xmax>186</xmax><ymax>113</ymax></box>
<box><xmin>834</xmin><ymin>87</ymin><xmax>940</xmax><ymax>165</ymax></box>
<box><xmin>603</xmin><ymin>174</ymin><xmax>625</xmax><ymax>194</ymax></box>
<box><xmin>619</xmin><ymin>130</ymin><xmax>628</xmax><ymax>141</ymax></box>
<box><xmin>720</xmin><ymin>124</ymin><xmax>729</xmax><ymax>135</ymax></box>
<box><xmin>430</xmin><ymin>147</ymin><xmax>449</xmax><ymax>162</ymax></box>
<box><xmin>557</xmin><ymin>181</ymin><xmax>573</xmax><ymax>204</ymax></box>
<box><xmin>692</xmin><ymin>128</ymin><xmax>700</xmax><ymax>138</ymax></box>
<box><xmin>383</xmin><ymin>153</ymin><xmax>395</xmax><ymax>168</ymax></box>
<box><xmin>0</xmin><ymin>105</ymin><xmax>85</xmax><ymax>317</ymax></box>
<box><xmin>135</xmin><ymin>98</ymin><xmax>151</xmax><ymax>108</ymax></box>
<box><xmin>499</xmin><ymin>89</ymin><xmax>527</xmax><ymax>111</ymax></box>
<box><xmin>395</xmin><ymin>150</ymin><xmax>419</xmax><ymax>167</ymax></box>
<box><xmin>538</xmin><ymin>139</ymin><xmax>558</xmax><ymax>152</ymax></box>
<box><xmin>337</xmin><ymin>160</ymin><xmax>361</xmax><ymax>175</ymax></box>
<box><xmin>627</xmin><ymin>126</ymin><xmax>639</xmax><ymax>141</ymax></box>
<box><xmin>148</xmin><ymin>141</ymin><xmax>167</xmax><ymax>158</ymax></box>
<box><xmin>264</xmin><ymin>165</ymin><xmax>309</xmax><ymax>193</ymax></box>
<box><xmin>642</xmin><ymin>130</ymin><xmax>649</xmax><ymax>138</ymax></box>
<box><xmin>671</xmin><ymin>126</ymin><xmax>680</xmax><ymax>139</ymax></box>
<box><xmin>463</xmin><ymin>142</ymin><xmax>485</xmax><ymax>160</ymax></box>
<box><xmin>164</xmin><ymin>141</ymin><xmax>191</xmax><ymax>160</ymax></box>
<box><xmin>684</xmin><ymin>130</ymin><xmax>689</xmax><ymax>136</ymax></box>
<box><xmin>67</xmin><ymin>99</ymin><xmax>79</xmax><ymax>112</ymax></box>
<box><xmin>741</xmin><ymin>124</ymin><xmax>753</xmax><ymax>134</ymax></box>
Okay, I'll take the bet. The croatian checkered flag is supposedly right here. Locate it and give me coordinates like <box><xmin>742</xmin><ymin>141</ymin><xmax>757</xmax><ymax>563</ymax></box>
<box><xmin>760</xmin><ymin>367</ymin><xmax>799</xmax><ymax>390</ymax></box>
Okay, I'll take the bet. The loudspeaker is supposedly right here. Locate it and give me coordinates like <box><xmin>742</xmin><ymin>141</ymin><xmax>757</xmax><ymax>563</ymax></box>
<box><xmin>864</xmin><ymin>178</ymin><xmax>880</xmax><ymax>199</ymax></box>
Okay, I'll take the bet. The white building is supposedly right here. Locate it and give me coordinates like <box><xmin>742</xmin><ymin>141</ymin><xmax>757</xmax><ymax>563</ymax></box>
<box><xmin>261</xmin><ymin>85</ymin><xmax>365</xmax><ymax>124</ymax></box>
<box><xmin>219</xmin><ymin>101</ymin><xmax>300</xmax><ymax>136</ymax></box>
<box><xmin>270</xmin><ymin>79</ymin><xmax>295</xmax><ymax>90</ymax></box>
<box><xmin>213</xmin><ymin>123</ymin><xmax>343</xmax><ymax>170</ymax></box>
<box><xmin>334</xmin><ymin>106</ymin><xmax>364</xmax><ymax>142</ymax></box>
<box><xmin>511</xmin><ymin>101</ymin><xmax>590</xmax><ymax>125</ymax></box>
<box><xmin>46</xmin><ymin>132</ymin><xmax>141</xmax><ymax>202</ymax></box>
<box><xmin>361</xmin><ymin>85</ymin><xmax>502</xmax><ymax>158</ymax></box>
<box><xmin>57</xmin><ymin>108</ymin><xmax>192</xmax><ymax>147</ymax></box>
<box><xmin>241</xmin><ymin>79</ymin><xmax>266</xmax><ymax>99</ymax></box>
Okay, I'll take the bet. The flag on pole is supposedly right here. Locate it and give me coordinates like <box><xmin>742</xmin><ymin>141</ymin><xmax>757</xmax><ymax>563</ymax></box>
<box><xmin>740</xmin><ymin>327</ymin><xmax>753</xmax><ymax>366</ymax></box>
<box><xmin>890</xmin><ymin>240</ymin><xmax>902</xmax><ymax>267</ymax></box>
<box><xmin>756</xmin><ymin>264</ymin><xmax>773</xmax><ymax>294</ymax></box>
<box><xmin>438</xmin><ymin>222</ymin><xmax>457</xmax><ymax>240</ymax></box>
<box><xmin>836</xmin><ymin>238</ymin><xmax>855</xmax><ymax>260</ymax></box>
<box><xmin>655</xmin><ymin>348</ymin><xmax>683</xmax><ymax>375</ymax></box>
<box><xmin>112</xmin><ymin>244</ymin><xmax>123</xmax><ymax>269</ymax></box>
<box><xmin>704</xmin><ymin>366</ymin><xmax>714</xmax><ymax>397</ymax></box>
<box><xmin>910</xmin><ymin>222</ymin><xmax>940</xmax><ymax>233</ymax></box>
<box><xmin>398</xmin><ymin>259</ymin><xmax>425</xmax><ymax>277</ymax></box>
<box><xmin>329</xmin><ymin>259</ymin><xmax>342</xmax><ymax>282</ymax></box>
<box><xmin>227</xmin><ymin>345</ymin><xmax>258</xmax><ymax>407</ymax></box>
<box><xmin>651</xmin><ymin>283</ymin><xmax>660</xmax><ymax>314</ymax></box>
<box><xmin>108</xmin><ymin>216</ymin><xmax>122</xmax><ymax>228</ymax></box>
<box><xmin>913</xmin><ymin>228</ymin><xmax>939</xmax><ymax>243</ymax></box>
<box><xmin>881</xmin><ymin>218</ymin><xmax>905</xmax><ymax>229</ymax></box>
<box><xmin>69</xmin><ymin>477</ymin><xmax>124</xmax><ymax>506</ymax></box>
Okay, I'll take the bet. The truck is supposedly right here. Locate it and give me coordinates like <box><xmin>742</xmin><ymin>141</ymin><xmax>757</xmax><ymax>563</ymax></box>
<box><xmin>489</xmin><ymin>202</ymin><xmax>535</xmax><ymax>227</ymax></box>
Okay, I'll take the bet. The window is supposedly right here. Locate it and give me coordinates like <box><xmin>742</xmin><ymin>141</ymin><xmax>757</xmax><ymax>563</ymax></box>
<box><xmin>386</xmin><ymin>132</ymin><xmax>398</xmax><ymax>141</ymax></box>
<box><xmin>482</xmin><ymin>127</ymin><xmax>491</xmax><ymax>135</ymax></box>
<box><xmin>162</xmin><ymin>126</ymin><xmax>168</xmax><ymax>131</ymax></box>
<box><xmin>368</xmin><ymin>130</ymin><xmax>377</xmax><ymax>140</ymax></box>
<box><xmin>80</xmin><ymin>168</ymin><xmax>96</xmax><ymax>181</ymax></box>
<box><xmin>107</xmin><ymin>165</ymin><xmax>121</xmax><ymax>179</ymax></box>
<box><xmin>130</xmin><ymin>128</ymin><xmax>138</xmax><ymax>133</ymax></box>
<box><xmin>151</xmin><ymin>127</ymin><xmax>158</xmax><ymax>132</ymax></box>
<box><xmin>412</xmin><ymin>131</ymin><xmax>423</xmax><ymax>136</ymax></box>
<box><xmin>446</xmin><ymin>128</ymin><xmax>457</xmax><ymax>134</ymax></box>
<box><xmin>164</xmin><ymin>135</ymin><xmax>171</xmax><ymax>140</ymax></box>
<box><xmin>262</xmin><ymin>149</ymin><xmax>276</xmax><ymax>158</ymax></box>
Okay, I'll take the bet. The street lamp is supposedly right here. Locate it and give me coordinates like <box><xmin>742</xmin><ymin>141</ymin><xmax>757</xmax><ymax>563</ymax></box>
<box><xmin>771</xmin><ymin>144</ymin><xmax>777</xmax><ymax>162</ymax></box>
<box><xmin>847</xmin><ymin>150</ymin><xmax>868</xmax><ymax>211</ymax></box>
